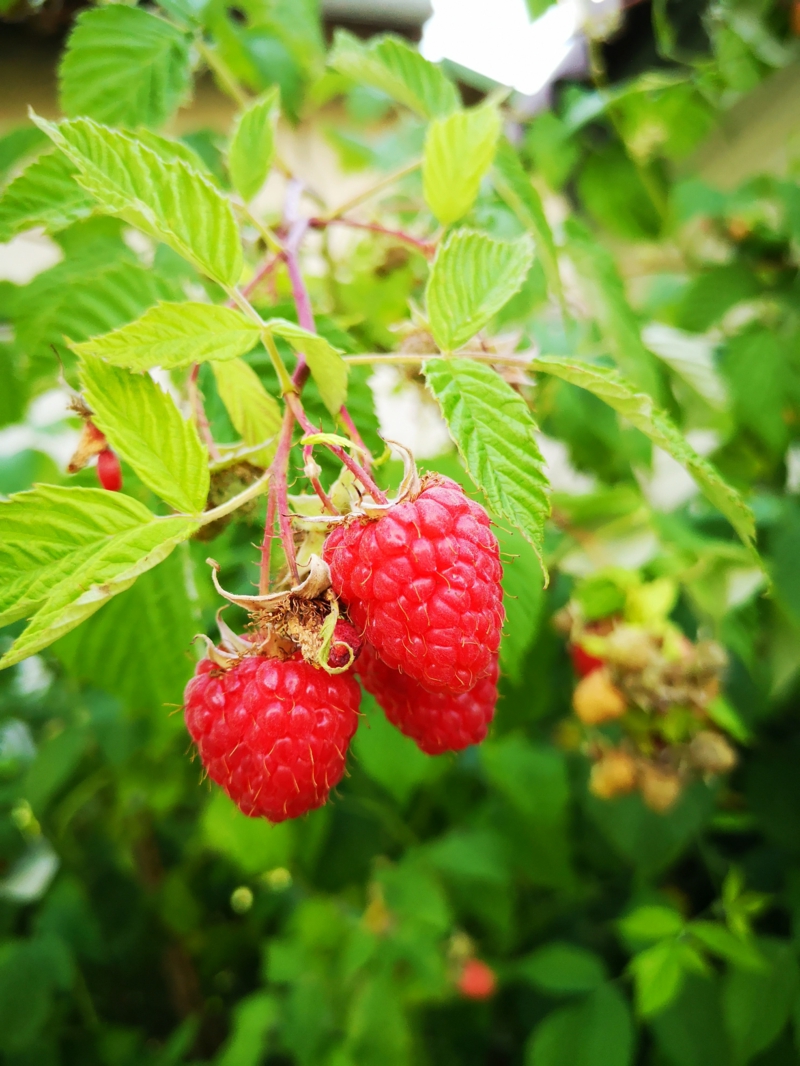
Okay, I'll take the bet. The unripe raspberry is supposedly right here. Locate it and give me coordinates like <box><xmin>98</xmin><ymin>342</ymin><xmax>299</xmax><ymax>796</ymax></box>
<box><xmin>688</xmin><ymin>730</ymin><xmax>737</xmax><ymax>774</ymax></box>
<box><xmin>97</xmin><ymin>448</ymin><xmax>123</xmax><ymax>491</ymax></box>
<box><xmin>457</xmin><ymin>959</ymin><xmax>497</xmax><ymax>1000</ymax></box>
<box><xmin>573</xmin><ymin>667</ymin><xmax>626</xmax><ymax>725</ymax></box>
<box><xmin>589</xmin><ymin>748</ymin><xmax>637</xmax><ymax>799</ymax></box>
<box><xmin>184</xmin><ymin>652</ymin><xmax>360</xmax><ymax>822</ymax></box>
<box><xmin>324</xmin><ymin>477</ymin><xmax>503</xmax><ymax>694</ymax></box>
<box><xmin>327</xmin><ymin>619</ymin><xmax>363</xmax><ymax>670</ymax></box>
<box><xmin>359</xmin><ymin>644</ymin><xmax>498</xmax><ymax>755</ymax></box>
<box><xmin>570</xmin><ymin>643</ymin><xmax>604</xmax><ymax>678</ymax></box>
<box><xmin>639</xmin><ymin>762</ymin><xmax>682</xmax><ymax>813</ymax></box>
<box><xmin>604</xmin><ymin>625</ymin><xmax>654</xmax><ymax>671</ymax></box>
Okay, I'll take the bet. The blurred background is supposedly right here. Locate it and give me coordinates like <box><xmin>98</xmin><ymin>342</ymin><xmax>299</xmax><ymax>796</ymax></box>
<box><xmin>3</xmin><ymin>2</ymin><xmax>800</xmax><ymax>1066</ymax></box>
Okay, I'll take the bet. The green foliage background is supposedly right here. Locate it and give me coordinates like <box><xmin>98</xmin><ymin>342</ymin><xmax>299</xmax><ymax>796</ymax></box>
<box><xmin>1</xmin><ymin>1</ymin><xmax>800</xmax><ymax>1064</ymax></box>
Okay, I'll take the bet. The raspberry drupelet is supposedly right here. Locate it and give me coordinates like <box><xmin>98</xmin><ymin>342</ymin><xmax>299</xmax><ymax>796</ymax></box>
<box><xmin>359</xmin><ymin>644</ymin><xmax>498</xmax><ymax>755</ymax></box>
<box><xmin>323</xmin><ymin>477</ymin><xmax>503</xmax><ymax>694</ymax></box>
<box><xmin>184</xmin><ymin>653</ymin><xmax>361</xmax><ymax>822</ymax></box>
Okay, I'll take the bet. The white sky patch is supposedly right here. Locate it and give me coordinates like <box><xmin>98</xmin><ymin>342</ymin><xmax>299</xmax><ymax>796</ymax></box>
<box><xmin>0</xmin><ymin>230</ymin><xmax>62</xmax><ymax>285</ymax></box>
<box><xmin>421</xmin><ymin>0</ymin><xmax>581</xmax><ymax>97</ymax></box>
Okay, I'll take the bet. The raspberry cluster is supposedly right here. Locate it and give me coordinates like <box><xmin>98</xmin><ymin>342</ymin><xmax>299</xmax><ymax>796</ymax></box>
<box><xmin>183</xmin><ymin>476</ymin><xmax>504</xmax><ymax>824</ymax></box>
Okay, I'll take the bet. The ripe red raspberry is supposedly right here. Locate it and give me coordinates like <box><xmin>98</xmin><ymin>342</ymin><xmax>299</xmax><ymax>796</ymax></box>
<box><xmin>359</xmin><ymin>644</ymin><xmax>498</xmax><ymax>755</ymax></box>
<box><xmin>457</xmin><ymin>959</ymin><xmax>497</xmax><ymax>1000</ymax></box>
<box><xmin>97</xmin><ymin>448</ymin><xmax>122</xmax><ymax>491</ymax></box>
<box><xmin>323</xmin><ymin>477</ymin><xmax>503</xmax><ymax>694</ymax></box>
<box><xmin>184</xmin><ymin>653</ymin><xmax>360</xmax><ymax>822</ymax></box>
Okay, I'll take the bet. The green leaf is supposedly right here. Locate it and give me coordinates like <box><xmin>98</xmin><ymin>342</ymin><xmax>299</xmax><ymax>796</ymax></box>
<box><xmin>11</xmin><ymin>254</ymin><xmax>177</xmax><ymax>370</ymax></box>
<box><xmin>0</xmin><ymin>485</ymin><xmax>159</xmax><ymax>627</ymax></box>
<box><xmin>526</xmin><ymin>983</ymin><xmax>633</xmax><ymax>1066</ymax></box>
<box><xmin>329</xmin><ymin>29</ymin><xmax>459</xmax><ymax>119</ymax></box>
<box><xmin>653</xmin><ymin>975</ymin><xmax>733</xmax><ymax>1066</ymax></box>
<box><xmin>71</xmin><ymin>302</ymin><xmax>262</xmax><ymax>371</ymax></box>
<box><xmin>722</xmin><ymin>939</ymin><xmax>799</xmax><ymax>1063</ymax></box>
<box><xmin>482</xmin><ymin>736</ymin><xmax>572</xmax><ymax>888</ymax></box>
<box><xmin>531</xmin><ymin>356</ymin><xmax>757</xmax><ymax>554</ymax></box>
<box><xmin>33</xmin><ymin>115</ymin><xmax>243</xmax><ymax>288</ymax></box>
<box><xmin>566</xmin><ymin>219</ymin><xmax>662</xmax><ymax>398</ymax></box>
<box><xmin>426</xmin><ymin>229</ymin><xmax>534</xmax><ymax>351</ymax></box>
<box><xmin>0</xmin><ymin>485</ymin><xmax>197</xmax><ymax>668</ymax></box>
<box><xmin>629</xmin><ymin>940</ymin><xmax>692</xmax><ymax>1017</ymax></box>
<box><xmin>0</xmin><ymin>151</ymin><xmax>95</xmax><ymax>241</ymax></box>
<box><xmin>80</xmin><ymin>357</ymin><xmax>210</xmax><ymax>514</ymax></box>
<box><xmin>493</xmin><ymin>139</ymin><xmax>565</xmax><ymax>310</ymax></box>
<box><xmin>423</xmin><ymin>103</ymin><xmax>501</xmax><ymax>225</ymax></box>
<box><xmin>0</xmin><ymin>125</ymin><xmax>49</xmax><ymax>184</ymax></box>
<box><xmin>353</xmin><ymin>693</ymin><xmax>443</xmax><ymax>806</ymax></box>
<box><xmin>228</xmin><ymin>87</ymin><xmax>280</xmax><ymax>202</ymax></box>
<box><xmin>519</xmin><ymin>942</ymin><xmax>607</xmax><ymax>996</ymax></box>
<box><xmin>497</xmin><ymin>523</ymin><xmax>544</xmax><ymax>683</ymax></box>
<box><xmin>688</xmin><ymin>922</ymin><xmax>765</xmax><ymax>971</ymax></box>
<box><xmin>59</xmin><ymin>5</ymin><xmax>192</xmax><ymax>129</ymax></box>
<box><xmin>619</xmin><ymin>906</ymin><xmax>684</xmax><ymax>942</ymax></box>
<box><xmin>54</xmin><ymin>547</ymin><xmax>198</xmax><ymax>710</ymax></box>
<box><xmin>424</xmin><ymin>358</ymin><xmax>550</xmax><ymax>572</ymax></box>
<box><xmin>216</xmin><ymin>991</ymin><xmax>278</xmax><ymax>1066</ymax></box>
<box><xmin>266</xmin><ymin>318</ymin><xmax>348</xmax><ymax>415</ymax></box>
<box><xmin>212</xmin><ymin>358</ymin><xmax>282</xmax><ymax>466</ymax></box>
<box><xmin>202</xmin><ymin>789</ymin><xmax>292</xmax><ymax>875</ymax></box>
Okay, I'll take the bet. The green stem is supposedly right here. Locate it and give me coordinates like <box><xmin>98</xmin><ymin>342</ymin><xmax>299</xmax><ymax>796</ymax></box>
<box><xmin>194</xmin><ymin>467</ymin><xmax>271</xmax><ymax>526</ymax></box>
<box><xmin>196</xmin><ymin>39</ymin><xmax>249</xmax><ymax>109</ymax></box>
<box><xmin>320</xmin><ymin>159</ymin><xmax>421</xmax><ymax>221</ymax></box>
<box><xmin>262</xmin><ymin>329</ymin><xmax>296</xmax><ymax>397</ymax></box>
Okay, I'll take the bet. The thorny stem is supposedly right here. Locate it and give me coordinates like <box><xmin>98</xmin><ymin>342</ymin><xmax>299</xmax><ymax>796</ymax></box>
<box><xmin>188</xmin><ymin>364</ymin><xmax>220</xmax><ymax>462</ymax></box>
<box><xmin>321</xmin><ymin>159</ymin><xmax>421</xmax><ymax>220</ymax></box>
<box><xmin>309</xmin><ymin>216</ymin><xmax>436</xmax><ymax>257</ymax></box>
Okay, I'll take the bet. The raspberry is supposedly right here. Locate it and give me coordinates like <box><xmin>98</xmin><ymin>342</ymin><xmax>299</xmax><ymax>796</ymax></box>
<box><xmin>359</xmin><ymin>644</ymin><xmax>498</xmax><ymax>755</ymax></box>
<box><xmin>324</xmin><ymin>477</ymin><xmax>503</xmax><ymax>694</ymax></box>
<box><xmin>572</xmin><ymin>667</ymin><xmax>626</xmax><ymax>725</ymax></box>
<box><xmin>457</xmin><ymin>959</ymin><xmax>497</xmax><ymax>1000</ymax></box>
<box><xmin>327</xmin><ymin>619</ymin><xmax>363</xmax><ymax>670</ymax></box>
<box><xmin>569</xmin><ymin>643</ymin><xmax>604</xmax><ymax>678</ymax></box>
<box><xmin>184</xmin><ymin>653</ymin><xmax>360</xmax><ymax>822</ymax></box>
<box><xmin>97</xmin><ymin>448</ymin><xmax>123</xmax><ymax>491</ymax></box>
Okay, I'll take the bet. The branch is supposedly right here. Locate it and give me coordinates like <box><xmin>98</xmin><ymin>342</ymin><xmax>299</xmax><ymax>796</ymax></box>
<box><xmin>320</xmin><ymin>159</ymin><xmax>421</xmax><ymax>220</ymax></box>
<box><xmin>309</xmin><ymin>215</ymin><xmax>436</xmax><ymax>257</ymax></box>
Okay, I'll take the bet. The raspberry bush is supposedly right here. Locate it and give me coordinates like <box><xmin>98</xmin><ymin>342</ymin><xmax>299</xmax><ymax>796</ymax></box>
<box><xmin>1</xmin><ymin>1</ymin><xmax>800</xmax><ymax>1063</ymax></box>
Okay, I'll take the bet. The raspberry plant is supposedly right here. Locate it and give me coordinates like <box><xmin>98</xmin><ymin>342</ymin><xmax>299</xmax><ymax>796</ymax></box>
<box><xmin>1</xmin><ymin>1</ymin><xmax>800</xmax><ymax>1063</ymax></box>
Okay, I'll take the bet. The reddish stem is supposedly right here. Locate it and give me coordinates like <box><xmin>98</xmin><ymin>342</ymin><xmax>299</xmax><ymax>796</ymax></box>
<box><xmin>286</xmin><ymin>393</ymin><xmax>387</xmax><ymax>504</ymax></box>
<box><xmin>260</xmin><ymin>406</ymin><xmax>299</xmax><ymax>594</ymax></box>
<box><xmin>338</xmin><ymin>406</ymin><xmax>371</xmax><ymax>467</ymax></box>
<box><xmin>188</xmin><ymin>364</ymin><xmax>220</xmax><ymax>462</ymax></box>
<box><xmin>242</xmin><ymin>251</ymin><xmax>284</xmax><ymax>301</ymax></box>
<box><xmin>309</xmin><ymin>216</ymin><xmax>435</xmax><ymax>257</ymax></box>
<box><xmin>303</xmin><ymin>444</ymin><xmax>338</xmax><ymax>514</ymax></box>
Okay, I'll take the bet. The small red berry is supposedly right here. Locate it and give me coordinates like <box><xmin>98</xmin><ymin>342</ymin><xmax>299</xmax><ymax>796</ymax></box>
<box><xmin>327</xmin><ymin>619</ymin><xmax>363</xmax><ymax>670</ymax></box>
<box><xmin>97</xmin><ymin>448</ymin><xmax>123</xmax><ymax>491</ymax></box>
<box><xmin>457</xmin><ymin>959</ymin><xmax>497</xmax><ymax>1000</ymax></box>
<box><xmin>324</xmin><ymin>477</ymin><xmax>503</xmax><ymax>694</ymax></box>
<box><xmin>570</xmin><ymin>643</ymin><xmax>604</xmax><ymax>678</ymax></box>
<box><xmin>184</xmin><ymin>653</ymin><xmax>361</xmax><ymax>822</ymax></box>
<box><xmin>359</xmin><ymin>644</ymin><xmax>498</xmax><ymax>755</ymax></box>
